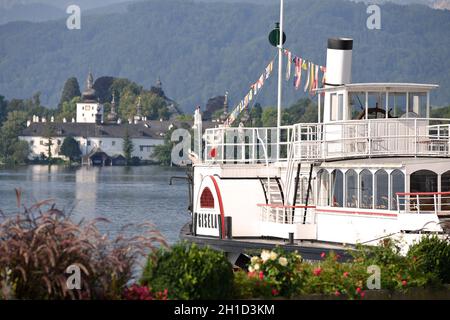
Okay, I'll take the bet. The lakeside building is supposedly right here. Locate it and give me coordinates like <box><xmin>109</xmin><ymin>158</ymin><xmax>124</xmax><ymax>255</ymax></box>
<box><xmin>19</xmin><ymin>71</ymin><xmax>216</xmax><ymax>165</ymax></box>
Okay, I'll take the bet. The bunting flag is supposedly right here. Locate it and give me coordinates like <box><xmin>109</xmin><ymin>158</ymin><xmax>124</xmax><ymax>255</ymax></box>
<box><xmin>293</xmin><ymin>57</ymin><xmax>302</xmax><ymax>90</ymax></box>
<box><xmin>320</xmin><ymin>66</ymin><xmax>327</xmax><ymax>85</ymax></box>
<box><xmin>265</xmin><ymin>61</ymin><xmax>273</xmax><ymax>80</ymax></box>
<box><xmin>284</xmin><ymin>48</ymin><xmax>326</xmax><ymax>95</ymax></box>
<box><xmin>284</xmin><ymin>49</ymin><xmax>292</xmax><ymax>81</ymax></box>
<box><xmin>314</xmin><ymin>64</ymin><xmax>319</xmax><ymax>92</ymax></box>
<box><xmin>304</xmin><ymin>61</ymin><xmax>310</xmax><ymax>93</ymax></box>
<box><xmin>224</xmin><ymin>59</ymin><xmax>275</xmax><ymax>127</ymax></box>
<box><xmin>309</xmin><ymin>62</ymin><xmax>315</xmax><ymax>92</ymax></box>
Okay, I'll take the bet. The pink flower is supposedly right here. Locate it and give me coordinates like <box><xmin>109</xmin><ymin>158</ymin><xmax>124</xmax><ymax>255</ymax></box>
<box><xmin>360</xmin><ymin>291</ymin><xmax>366</xmax><ymax>298</ymax></box>
<box><xmin>356</xmin><ymin>287</ymin><xmax>362</xmax><ymax>294</ymax></box>
<box><xmin>402</xmin><ymin>280</ymin><xmax>408</xmax><ymax>287</ymax></box>
<box><xmin>320</xmin><ymin>252</ymin><xmax>326</xmax><ymax>259</ymax></box>
<box><xmin>343</xmin><ymin>272</ymin><xmax>349</xmax><ymax>278</ymax></box>
<box><xmin>259</xmin><ymin>271</ymin><xmax>264</xmax><ymax>280</ymax></box>
<box><xmin>335</xmin><ymin>290</ymin><xmax>341</xmax><ymax>297</ymax></box>
<box><xmin>272</xmin><ymin>289</ymin><xmax>279</xmax><ymax>296</ymax></box>
<box><xmin>313</xmin><ymin>267</ymin><xmax>322</xmax><ymax>276</ymax></box>
<box><xmin>247</xmin><ymin>271</ymin><xmax>256</xmax><ymax>278</ymax></box>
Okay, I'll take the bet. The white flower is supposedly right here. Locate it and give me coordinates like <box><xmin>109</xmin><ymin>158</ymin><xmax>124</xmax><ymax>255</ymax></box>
<box><xmin>250</xmin><ymin>256</ymin><xmax>259</xmax><ymax>264</ymax></box>
<box><xmin>261</xmin><ymin>250</ymin><xmax>271</xmax><ymax>262</ymax></box>
<box><xmin>248</xmin><ymin>266</ymin><xmax>254</xmax><ymax>273</ymax></box>
<box><xmin>270</xmin><ymin>251</ymin><xmax>278</xmax><ymax>261</ymax></box>
<box><xmin>278</xmin><ymin>257</ymin><xmax>288</xmax><ymax>267</ymax></box>
<box><xmin>254</xmin><ymin>263</ymin><xmax>260</xmax><ymax>271</ymax></box>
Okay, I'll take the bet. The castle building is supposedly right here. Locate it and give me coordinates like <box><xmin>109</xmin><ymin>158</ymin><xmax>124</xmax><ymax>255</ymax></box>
<box><xmin>19</xmin><ymin>72</ymin><xmax>217</xmax><ymax>165</ymax></box>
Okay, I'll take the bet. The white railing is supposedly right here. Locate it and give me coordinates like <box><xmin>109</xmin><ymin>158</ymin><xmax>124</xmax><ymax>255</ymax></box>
<box><xmin>258</xmin><ymin>204</ymin><xmax>316</xmax><ymax>224</ymax></box>
<box><xmin>204</xmin><ymin>118</ymin><xmax>450</xmax><ymax>163</ymax></box>
<box><xmin>396</xmin><ymin>192</ymin><xmax>450</xmax><ymax>215</ymax></box>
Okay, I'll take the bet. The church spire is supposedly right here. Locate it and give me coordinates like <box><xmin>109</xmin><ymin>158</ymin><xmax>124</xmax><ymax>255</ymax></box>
<box><xmin>86</xmin><ymin>69</ymin><xmax>94</xmax><ymax>90</ymax></box>
<box><xmin>81</xmin><ymin>69</ymin><xmax>97</xmax><ymax>102</ymax></box>
<box><xmin>107</xmin><ymin>92</ymin><xmax>118</xmax><ymax>123</ymax></box>
<box><xmin>156</xmin><ymin>76</ymin><xmax>162</xmax><ymax>89</ymax></box>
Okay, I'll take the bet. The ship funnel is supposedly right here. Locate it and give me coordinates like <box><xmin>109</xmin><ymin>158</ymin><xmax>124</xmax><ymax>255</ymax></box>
<box><xmin>325</xmin><ymin>38</ymin><xmax>353</xmax><ymax>86</ymax></box>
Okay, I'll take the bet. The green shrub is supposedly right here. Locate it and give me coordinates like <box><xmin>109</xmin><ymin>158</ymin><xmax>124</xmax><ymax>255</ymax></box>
<box><xmin>141</xmin><ymin>242</ymin><xmax>234</xmax><ymax>300</ymax></box>
<box><xmin>351</xmin><ymin>239</ymin><xmax>439</xmax><ymax>291</ymax></box>
<box><xmin>408</xmin><ymin>236</ymin><xmax>450</xmax><ymax>284</ymax></box>
<box><xmin>233</xmin><ymin>270</ymin><xmax>275</xmax><ymax>299</ymax></box>
<box><xmin>302</xmin><ymin>251</ymin><xmax>369</xmax><ymax>299</ymax></box>
<box><xmin>244</xmin><ymin>248</ymin><xmax>305</xmax><ymax>298</ymax></box>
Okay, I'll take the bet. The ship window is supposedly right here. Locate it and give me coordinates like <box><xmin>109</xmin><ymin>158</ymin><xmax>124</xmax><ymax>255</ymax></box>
<box><xmin>410</xmin><ymin>170</ymin><xmax>437</xmax><ymax>193</ymax></box>
<box><xmin>360</xmin><ymin>170</ymin><xmax>373</xmax><ymax>209</ymax></box>
<box><xmin>441</xmin><ymin>171</ymin><xmax>450</xmax><ymax>210</ymax></box>
<box><xmin>348</xmin><ymin>92</ymin><xmax>365</xmax><ymax>120</ymax></box>
<box><xmin>367</xmin><ymin>92</ymin><xmax>386</xmax><ymax>119</ymax></box>
<box><xmin>410</xmin><ymin>170</ymin><xmax>437</xmax><ymax>212</ymax></box>
<box><xmin>442</xmin><ymin>171</ymin><xmax>450</xmax><ymax>192</ymax></box>
<box><xmin>331</xmin><ymin>169</ymin><xmax>343</xmax><ymax>207</ymax></box>
<box><xmin>318</xmin><ymin>170</ymin><xmax>329</xmax><ymax>206</ymax></box>
<box><xmin>345</xmin><ymin>169</ymin><xmax>358</xmax><ymax>208</ymax></box>
<box><xmin>391</xmin><ymin>170</ymin><xmax>405</xmax><ymax>211</ymax></box>
<box><xmin>375</xmin><ymin>170</ymin><xmax>389</xmax><ymax>210</ymax></box>
<box><xmin>200</xmin><ymin>187</ymin><xmax>215</xmax><ymax>209</ymax></box>
<box><xmin>408</xmin><ymin>93</ymin><xmax>427</xmax><ymax>118</ymax></box>
<box><xmin>389</xmin><ymin>93</ymin><xmax>407</xmax><ymax>118</ymax></box>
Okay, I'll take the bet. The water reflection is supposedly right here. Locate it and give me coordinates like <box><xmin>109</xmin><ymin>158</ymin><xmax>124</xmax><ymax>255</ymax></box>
<box><xmin>0</xmin><ymin>165</ymin><xmax>190</xmax><ymax>243</ymax></box>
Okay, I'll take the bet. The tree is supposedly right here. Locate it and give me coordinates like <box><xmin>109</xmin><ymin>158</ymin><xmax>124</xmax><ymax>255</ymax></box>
<box><xmin>152</xmin><ymin>125</ymin><xmax>181</xmax><ymax>166</ymax></box>
<box><xmin>261</xmin><ymin>107</ymin><xmax>277</xmax><ymax>127</ymax></box>
<box><xmin>60</xmin><ymin>136</ymin><xmax>81</xmax><ymax>164</ymax></box>
<box><xmin>93</xmin><ymin>76</ymin><xmax>115</xmax><ymax>103</ymax></box>
<box><xmin>249</xmin><ymin>103</ymin><xmax>263</xmax><ymax>127</ymax></box>
<box><xmin>59</xmin><ymin>77</ymin><xmax>81</xmax><ymax>108</ymax></box>
<box><xmin>122</xmin><ymin>129</ymin><xmax>134</xmax><ymax>165</ymax></box>
<box><xmin>0</xmin><ymin>95</ymin><xmax>8</xmax><ymax>125</ymax></box>
<box><xmin>0</xmin><ymin>110</ymin><xmax>29</xmax><ymax>163</ymax></box>
<box><xmin>43</xmin><ymin>125</ymin><xmax>55</xmax><ymax>161</ymax></box>
<box><xmin>57</xmin><ymin>96</ymin><xmax>80</xmax><ymax>122</ymax></box>
<box><xmin>0</xmin><ymin>111</ymin><xmax>29</xmax><ymax>164</ymax></box>
<box><xmin>11</xmin><ymin>140</ymin><xmax>30</xmax><ymax>165</ymax></box>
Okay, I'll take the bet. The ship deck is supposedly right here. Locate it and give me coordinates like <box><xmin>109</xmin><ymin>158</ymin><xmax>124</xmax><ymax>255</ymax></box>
<box><xmin>179</xmin><ymin>223</ymin><xmax>354</xmax><ymax>261</ymax></box>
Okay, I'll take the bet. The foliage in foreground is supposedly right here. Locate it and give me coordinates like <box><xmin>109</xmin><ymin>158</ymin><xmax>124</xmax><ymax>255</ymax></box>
<box><xmin>235</xmin><ymin>237</ymin><xmax>447</xmax><ymax>299</ymax></box>
<box><xmin>141</xmin><ymin>242</ymin><xmax>234</xmax><ymax>300</ymax></box>
<box><xmin>407</xmin><ymin>236</ymin><xmax>450</xmax><ymax>284</ymax></box>
<box><xmin>0</xmin><ymin>190</ymin><xmax>167</xmax><ymax>300</ymax></box>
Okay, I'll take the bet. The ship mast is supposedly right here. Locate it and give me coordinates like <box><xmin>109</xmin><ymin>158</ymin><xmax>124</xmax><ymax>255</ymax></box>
<box><xmin>276</xmin><ymin>0</ymin><xmax>284</xmax><ymax>161</ymax></box>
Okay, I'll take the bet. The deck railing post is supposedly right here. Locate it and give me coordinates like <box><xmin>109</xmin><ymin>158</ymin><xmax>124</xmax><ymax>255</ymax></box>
<box><xmin>416</xmin><ymin>194</ymin><xmax>420</xmax><ymax>214</ymax></box>
<box><xmin>225</xmin><ymin>216</ymin><xmax>232</xmax><ymax>239</ymax></box>
<box><xmin>368</xmin><ymin>121</ymin><xmax>371</xmax><ymax>156</ymax></box>
<box><xmin>434</xmin><ymin>194</ymin><xmax>438</xmax><ymax>215</ymax></box>
<box><xmin>288</xmin><ymin>232</ymin><xmax>294</xmax><ymax>244</ymax></box>
<box><xmin>414</xmin><ymin>118</ymin><xmax>418</xmax><ymax>156</ymax></box>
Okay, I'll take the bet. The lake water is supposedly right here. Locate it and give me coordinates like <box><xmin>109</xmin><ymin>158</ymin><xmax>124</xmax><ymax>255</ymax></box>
<box><xmin>0</xmin><ymin>165</ymin><xmax>191</xmax><ymax>244</ymax></box>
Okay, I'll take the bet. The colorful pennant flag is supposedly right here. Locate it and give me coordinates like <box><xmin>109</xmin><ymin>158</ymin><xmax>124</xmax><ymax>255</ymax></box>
<box><xmin>304</xmin><ymin>61</ymin><xmax>310</xmax><ymax>93</ymax></box>
<box><xmin>284</xmin><ymin>49</ymin><xmax>292</xmax><ymax>81</ymax></box>
<box><xmin>294</xmin><ymin>57</ymin><xmax>302</xmax><ymax>90</ymax></box>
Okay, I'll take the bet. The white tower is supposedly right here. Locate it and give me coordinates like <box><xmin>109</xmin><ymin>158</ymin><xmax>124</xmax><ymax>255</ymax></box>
<box><xmin>76</xmin><ymin>71</ymin><xmax>104</xmax><ymax>123</ymax></box>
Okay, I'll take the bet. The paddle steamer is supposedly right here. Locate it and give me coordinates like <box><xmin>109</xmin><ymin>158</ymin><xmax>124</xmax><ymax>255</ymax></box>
<box><xmin>181</xmin><ymin>1</ymin><xmax>450</xmax><ymax>260</ymax></box>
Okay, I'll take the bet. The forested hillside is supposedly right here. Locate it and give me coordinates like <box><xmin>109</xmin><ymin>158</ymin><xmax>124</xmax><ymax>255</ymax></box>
<box><xmin>0</xmin><ymin>0</ymin><xmax>449</xmax><ymax>112</ymax></box>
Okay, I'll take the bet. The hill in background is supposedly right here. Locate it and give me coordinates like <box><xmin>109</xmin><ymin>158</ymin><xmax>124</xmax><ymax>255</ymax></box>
<box><xmin>0</xmin><ymin>0</ymin><xmax>449</xmax><ymax>113</ymax></box>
